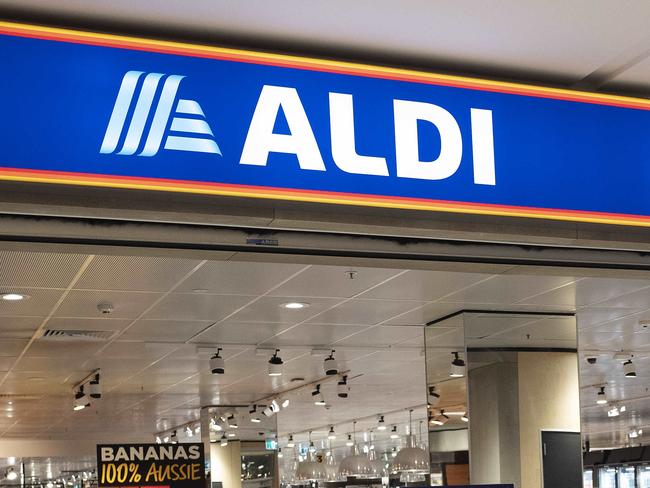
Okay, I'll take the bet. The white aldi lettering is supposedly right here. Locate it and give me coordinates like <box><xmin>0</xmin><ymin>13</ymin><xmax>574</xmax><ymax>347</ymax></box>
<box><xmin>240</xmin><ymin>85</ymin><xmax>495</xmax><ymax>185</ymax></box>
<box><xmin>101</xmin><ymin>74</ymin><xmax>495</xmax><ymax>186</ymax></box>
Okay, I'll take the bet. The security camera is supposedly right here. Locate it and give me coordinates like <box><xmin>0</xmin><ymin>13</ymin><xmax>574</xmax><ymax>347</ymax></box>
<box><xmin>586</xmin><ymin>356</ymin><xmax>598</xmax><ymax>365</ymax></box>
<box><xmin>97</xmin><ymin>302</ymin><xmax>114</xmax><ymax>315</ymax></box>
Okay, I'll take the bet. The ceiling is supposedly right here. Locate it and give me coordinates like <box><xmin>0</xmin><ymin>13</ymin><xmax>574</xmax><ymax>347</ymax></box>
<box><xmin>0</xmin><ymin>247</ymin><xmax>647</xmax><ymax>472</ymax></box>
<box><xmin>2</xmin><ymin>1</ymin><xmax>650</xmax><ymax>96</ymax></box>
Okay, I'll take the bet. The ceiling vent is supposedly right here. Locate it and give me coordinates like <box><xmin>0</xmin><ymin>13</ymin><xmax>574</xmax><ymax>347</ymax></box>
<box><xmin>37</xmin><ymin>329</ymin><xmax>116</xmax><ymax>342</ymax></box>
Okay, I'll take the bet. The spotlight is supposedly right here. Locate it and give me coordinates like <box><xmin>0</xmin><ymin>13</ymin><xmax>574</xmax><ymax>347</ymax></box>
<box><xmin>220</xmin><ymin>434</ymin><xmax>228</xmax><ymax>447</ymax></box>
<box><xmin>450</xmin><ymin>352</ymin><xmax>466</xmax><ymax>377</ymax></box>
<box><xmin>308</xmin><ymin>441</ymin><xmax>316</xmax><ymax>453</ymax></box>
<box><xmin>73</xmin><ymin>386</ymin><xmax>89</xmax><ymax>411</ymax></box>
<box><xmin>324</xmin><ymin>350</ymin><xmax>338</xmax><ymax>375</ymax></box>
<box><xmin>263</xmin><ymin>405</ymin><xmax>274</xmax><ymax>417</ymax></box>
<box><xmin>280</xmin><ymin>398</ymin><xmax>290</xmax><ymax>409</ymax></box>
<box><xmin>596</xmin><ymin>386</ymin><xmax>608</xmax><ymax>405</ymax></box>
<box><xmin>277</xmin><ymin>448</ymin><xmax>283</xmax><ymax>459</ymax></box>
<box><xmin>6</xmin><ymin>468</ymin><xmax>17</xmax><ymax>481</ymax></box>
<box><xmin>249</xmin><ymin>405</ymin><xmax>262</xmax><ymax>423</ymax></box>
<box><xmin>227</xmin><ymin>432</ymin><xmax>236</xmax><ymax>438</ymax></box>
<box><xmin>624</xmin><ymin>359</ymin><xmax>637</xmax><ymax>378</ymax></box>
<box><xmin>268</xmin><ymin>349</ymin><xmax>283</xmax><ymax>376</ymax></box>
<box><xmin>210</xmin><ymin>417</ymin><xmax>223</xmax><ymax>431</ymax></box>
<box><xmin>286</xmin><ymin>434</ymin><xmax>295</xmax><ymax>448</ymax></box>
<box><xmin>328</xmin><ymin>426</ymin><xmax>336</xmax><ymax>440</ymax></box>
<box><xmin>312</xmin><ymin>384</ymin><xmax>326</xmax><ymax>405</ymax></box>
<box><xmin>428</xmin><ymin>385</ymin><xmax>440</xmax><ymax>406</ymax></box>
<box><xmin>155</xmin><ymin>436</ymin><xmax>162</xmax><ymax>444</ymax></box>
<box><xmin>210</xmin><ymin>348</ymin><xmax>225</xmax><ymax>375</ymax></box>
<box><xmin>345</xmin><ymin>434</ymin><xmax>353</xmax><ymax>447</ymax></box>
<box><xmin>377</xmin><ymin>415</ymin><xmax>387</xmax><ymax>431</ymax></box>
<box><xmin>390</xmin><ymin>426</ymin><xmax>399</xmax><ymax>439</ymax></box>
<box><xmin>337</xmin><ymin>375</ymin><xmax>349</xmax><ymax>398</ymax></box>
<box><xmin>88</xmin><ymin>373</ymin><xmax>101</xmax><ymax>399</ymax></box>
<box><xmin>271</xmin><ymin>399</ymin><xmax>280</xmax><ymax>413</ymax></box>
<box><xmin>461</xmin><ymin>415</ymin><xmax>469</xmax><ymax>423</ymax></box>
<box><xmin>391</xmin><ymin>447</ymin><xmax>397</xmax><ymax>458</ymax></box>
<box><xmin>227</xmin><ymin>413</ymin><xmax>238</xmax><ymax>429</ymax></box>
<box><xmin>185</xmin><ymin>426</ymin><xmax>193</xmax><ymax>437</ymax></box>
<box><xmin>607</xmin><ymin>406</ymin><xmax>620</xmax><ymax>418</ymax></box>
<box><xmin>170</xmin><ymin>430</ymin><xmax>178</xmax><ymax>444</ymax></box>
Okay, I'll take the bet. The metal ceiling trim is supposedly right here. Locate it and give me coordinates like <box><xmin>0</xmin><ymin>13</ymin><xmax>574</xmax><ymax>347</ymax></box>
<box><xmin>0</xmin><ymin>214</ymin><xmax>650</xmax><ymax>272</ymax></box>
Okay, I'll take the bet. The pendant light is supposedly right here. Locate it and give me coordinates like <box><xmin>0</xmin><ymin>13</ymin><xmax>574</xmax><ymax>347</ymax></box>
<box><xmin>324</xmin><ymin>350</ymin><xmax>339</xmax><ymax>375</ymax></box>
<box><xmin>295</xmin><ymin>431</ymin><xmax>327</xmax><ymax>481</ymax></box>
<box><xmin>368</xmin><ymin>432</ymin><xmax>386</xmax><ymax>478</ymax></box>
<box><xmin>449</xmin><ymin>352</ymin><xmax>466</xmax><ymax>377</ymax></box>
<box><xmin>338</xmin><ymin>421</ymin><xmax>373</xmax><ymax>478</ymax></box>
<box><xmin>392</xmin><ymin>410</ymin><xmax>429</xmax><ymax>474</ymax></box>
<box><xmin>268</xmin><ymin>349</ymin><xmax>283</xmax><ymax>376</ymax></box>
<box><xmin>325</xmin><ymin>440</ymin><xmax>340</xmax><ymax>481</ymax></box>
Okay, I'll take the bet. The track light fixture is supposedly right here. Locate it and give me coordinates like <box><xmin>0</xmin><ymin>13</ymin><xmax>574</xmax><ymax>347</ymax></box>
<box><xmin>210</xmin><ymin>348</ymin><xmax>225</xmax><ymax>375</ymax></box>
<box><xmin>220</xmin><ymin>433</ymin><xmax>228</xmax><ymax>447</ymax></box>
<box><xmin>428</xmin><ymin>386</ymin><xmax>440</xmax><ymax>406</ymax></box>
<box><xmin>268</xmin><ymin>349</ymin><xmax>283</xmax><ymax>376</ymax></box>
<box><xmin>324</xmin><ymin>350</ymin><xmax>338</xmax><ymax>375</ymax></box>
<box><xmin>170</xmin><ymin>430</ymin><xmax>178</xmax><ymax>444</ymax></box>
<box><xmin>287</xmin><ymin>434</ymin><xmax>295</xmax><ymax>448</ymax></box>
<box><xmin>73</xmin><ymin>385</ymin><xmax>89</xmax><ymax>411</ymax></box>
<box><xmin>185</xmin><ymin>426</ymin><xmax>193</xmax><ymax>437</ymax></box>
<box><xmin>377</xmin><ymin>415</ymin><xmax>387</xmax><ymax>431</ymax></box>
<box><xmin>312</xmin><ymin>384</ymin><xmax>326</xmax><ymax>405</ymax></box>
<box><xmin>280</xmin><ymin>397</ymin><xmax>290</xmax><ymax>409</ymax></box>
<box><xmin>249</xmin><ymin>405</ymin><xmax>262</xmax><ymax>423</ymax></box>
<box><xmin>345</xmin><ymin>434</ymin><xmax>353</xmax><ymax>447</ymax></box>
<box><xmin>390</xmin><ymin>426</ymin><xmax>399</xmax><ymax>439</ymax></box>
<box><xmin>88</xmin><ymin>373</ymin><xmax>101</xmax><ymax>399</ymax></box>
<box><xmin>624</xmin><ymin>359</ymin><xmax>637</xmax><ymax>378</ymax></box>
<box><xmin>277</xmin><ymin>448</ymin><xmax>283</xmax><ymax>458</ymax></box>
<box><xmin>5</xmin><ymin>468</ymin><xmax>17</xmax><ymax>481</ymax></box>
<box><xmin>461</xmin><ymin>415</ymin><xmax>469</xmax><ymax>423</ymax></box>
<box><xmin>337</xmin><ymin>375</ymin><xmax>349</xmax><ymax>398</ymax></box>
<box><xmin>328</xmin><ymin>426</ymin><xmax>336</xmax><ymax>440</ymax></box>
<box><xmin>450</xmin><ymin>352</ymin><xmax>466</xmax><ymax>377</ymax></box>
<box><xmin>596</xmin><ymin>386</ymin><xmax>608</xmax><ymax>405</ymax></box>
<box><xmin>226</xmin><ymin>413</ymin><xmax>238</xmax><ymax>429</ymax></box>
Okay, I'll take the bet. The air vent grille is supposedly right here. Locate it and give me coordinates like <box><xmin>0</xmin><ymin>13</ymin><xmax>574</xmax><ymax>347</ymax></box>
<box><xmin>38</xmin><ymin>329</ymin><xmax>116</xmax><ymax>342</ymax></box>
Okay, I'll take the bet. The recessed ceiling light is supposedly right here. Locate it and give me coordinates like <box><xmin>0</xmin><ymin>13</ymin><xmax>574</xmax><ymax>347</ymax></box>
<box><xmin>1</xmin><ymin>293</ymin><xmax>27</xmax><ymax>301</ymax></box>
<box><xmin>280</xmin><ymin>302</ymin><xmax>310</xmax><ymax>310</ymax></box>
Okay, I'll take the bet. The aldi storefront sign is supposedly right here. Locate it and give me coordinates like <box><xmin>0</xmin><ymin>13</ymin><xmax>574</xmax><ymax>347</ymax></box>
<box><xmin>97</xmin><ymin>443</ymin><xmax>205</xmax><ymax>488</ymax></box>
<box><xmin>2</xmin><ymin>22</ymin><xmax>650</xmax><ymax>226</ymax></box>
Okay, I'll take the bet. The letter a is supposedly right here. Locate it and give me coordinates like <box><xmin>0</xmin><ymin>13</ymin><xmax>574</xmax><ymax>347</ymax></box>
<box><xmin>240</xmin><ymin>85</ymin><xmax>325</xmax><ymax>171</ymax></box>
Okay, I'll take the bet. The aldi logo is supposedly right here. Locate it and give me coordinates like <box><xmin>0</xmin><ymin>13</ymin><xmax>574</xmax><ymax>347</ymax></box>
<box><xmin>100</xmin><ymin>71</ymin><xmax>221</xmax><ymax>157</ymax></box>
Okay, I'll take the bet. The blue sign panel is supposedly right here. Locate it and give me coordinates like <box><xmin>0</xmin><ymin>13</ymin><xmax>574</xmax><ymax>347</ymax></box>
<box><xmin>1</xmin><ymin>22</ymin><xmax>650</xmax><ymax>226</ymax></box>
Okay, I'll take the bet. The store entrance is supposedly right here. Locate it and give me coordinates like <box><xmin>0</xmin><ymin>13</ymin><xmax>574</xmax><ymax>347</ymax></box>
<box><xmin>0</xmin><ymin>245</ymin><xmax>647</xmax><ymax>488</ymax></box>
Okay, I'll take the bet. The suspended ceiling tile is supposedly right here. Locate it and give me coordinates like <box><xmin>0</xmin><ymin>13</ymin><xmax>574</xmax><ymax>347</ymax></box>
<box><xmin>120</xmin><ymin>319</ymin><xmax>214</xmax><ymax>342</ymax></box>
<box><xmin>576</xmin><ymin>307</ymin><xmax>645</xmax><ymax>330</ymax></box>
<box><xmin>382</xmin><ymin>302</ymin><xmax>461</xmax><ymax>326</ymax></box>
<box><xmin>0</xmin><ymin>340</ymin><xmax>29</xmax><ymax>357</ymax></box>
<box><xmin>0</xmin><ymin>289</ymin><xmax>66</xmax><ymax>317</ymax></box>
<box><xmin>143</xmin><ymin>293</ymin><xmax>253</xmax><ymax>321</ymax></box>
<box><xmin>267</xmin><ymin>266</ymin><xmax>403</xmax><ymax>298</ymax></box>
<box><xmin>521</xmin><ymin>278</ymin><xmax>650</xmax><ymax>308</ymax></box>
<box><xmin>227</xmin><ymin>296</ymin><xmax>342</xmax><ymax>324</ymax></box>
<box><xmin>259</xmin><ymin>324</ymin><xmax>371</xmax><ymax>347</ymax></box>
<box><xmin>96</xmin><ymin>341</ymin><xmax>178</xmax><ymax>359</ymax></box>
<box><xmin>22</xmin><ymin>340</ymin><xmax>106</xmax><ymax>359</ymax></box>
<box><xmin>54</xmin><ymin>290</ymin><xmax>164</xmax><ymax>319</ymax></box>
<box><xmin>74</xmin><ymin>255</ymin><xmax>203</xmax><ymax>292</ymax></box>
<box><xmin>0</xmin><ymin>316</ymin><xmax>45</xmax><ymax>338</ymax></box>
<box><xmin>334</xmin><ymin>325</ymin><xmax>422</xmax><ymax>348</ymax></box>
<box><xmin>0</xmin><ymin>251</ymin><xmax>89</xmax><ymax>288</ymax></box>
<box><xmin>176</xmin><ymin>261</ymin><xmax>308</xmax><ymax>295</ymax></box>
<box><xmin>359</xmin><ymin>270</ymin><xmax>492</xmax><ymax>301</ymax></box>
<box><xmin>45</xmin><ymin>316</ymin><xmax>133</xmax><ymax>332</ymax></box>
<box><xmin>306</xmin><ymin>299</ymin><xmax>427</xmax><ymax>325</ymax></box>
<box><xmin>191</xmin><ymin>322</ymin><xmax>293</xmax><ymax>345</ymax></box>
<box><xmin>442</xmin><ymin>274</ymin><xmax>577</xmax><ymax>304</ymax></box>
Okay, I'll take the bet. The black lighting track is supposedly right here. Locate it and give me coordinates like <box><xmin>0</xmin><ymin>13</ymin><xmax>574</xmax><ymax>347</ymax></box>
<box><xmin>2</xmin><ymin>214</ymin><xmax>650</xmax><ymax>271</ymax></box>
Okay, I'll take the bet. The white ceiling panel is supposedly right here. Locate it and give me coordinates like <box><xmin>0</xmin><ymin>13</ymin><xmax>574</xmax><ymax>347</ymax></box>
<box><xmin>359</xmin><ymin>270</ymin><xmax>490</xmax><ymax>301</ymax></box>
<box><xmin>0</xmin><ymin>316</ymin><xmax>44</xmax><ymax>338</ymax></box>
<box><xmin>442</xmin><ymin>274</ymin><xmax>577</xmax><ymax>305</ymax></box>
<box><xmin>191</xmin><ymin>322</ymin><xmax>293</xmax><ymax>345</ymax></box>
<box><xmin>335</xmin><ymin>325</ymin><xmax>422</xmax><ymax>348</ymax></box>
<box><xmin>54</xmin><ymin>290</ymin><xmax>163</xmax><ymax>319</ymax></box>
<box><xmin>74</xmin><ymin>255</ymin><xmax>202</xmax><ymax>292</ymax></box>
<box><xmin>45</xmin><ymin>316</ymin><xmax>132</xmax><ymax>331</ymax></box>
<box><xmin>226</xmin><ymin>296</ymin><xmax>342</xmax><ymax>323</ymax></box>
<box><xmin>143</xmin><ymin>293</ymin><xmax>253</xmax><ymax>321</ymax></box>
<box><xmin>0</xmin><ymin>251</ymin><xmax>88</xmax><ymax>288</ymax></box>
<box><xmin>0</xmin><ymin>289</ymin><xmax>65</xmax><ymax>316</ymax></box>
<box><xmin>306</xmin><ymin>299</ymin><xmax>427</xmax><ymax>325</ymax></box>
<box><xmin>260</xmin><ymin>324</ymin><xmax>371</xmax><ymax>347</ymax></box>
<box><xmin>267</xmin><ymin>266</ymin><xmax>403</xmax><ymax>298</ymax></box>
<box><xmin>121</xmin><ymin>319</ymin><xmax>214</xmax><ymax>342</ymax></box>
<box><xmin>176</xmin><ymin>261</ymin><xmax>307</xmax><ymax>295</ymax></box>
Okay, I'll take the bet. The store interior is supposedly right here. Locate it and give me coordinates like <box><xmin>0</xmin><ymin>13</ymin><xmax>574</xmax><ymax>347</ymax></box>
<box><xmin>0</xmin><ymin>248</ymin><xmax>648</xmax><ymax>486</ymax></box>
